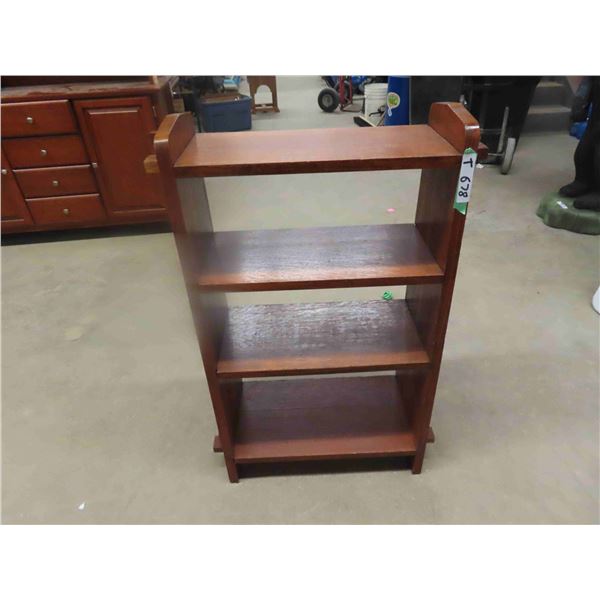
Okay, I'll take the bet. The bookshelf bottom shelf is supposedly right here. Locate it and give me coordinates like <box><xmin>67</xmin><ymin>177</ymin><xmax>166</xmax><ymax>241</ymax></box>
<box><xmin>214</xmin><ymin>375</ymin><xmax>424</xmax><ymax>464</ymax></box>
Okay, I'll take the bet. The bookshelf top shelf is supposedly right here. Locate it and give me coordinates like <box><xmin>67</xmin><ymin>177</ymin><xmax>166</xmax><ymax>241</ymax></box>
<box><xmin>173</xmin><ymin>124</ymin><xmax>462</xmax><ymax>177</ymax></box>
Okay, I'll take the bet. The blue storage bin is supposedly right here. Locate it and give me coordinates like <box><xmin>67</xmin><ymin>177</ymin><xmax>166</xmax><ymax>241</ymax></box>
<box><xmin>198</xmin><ymin>94</ymin><xmax>252</xmax><ymax>132</ymax></box>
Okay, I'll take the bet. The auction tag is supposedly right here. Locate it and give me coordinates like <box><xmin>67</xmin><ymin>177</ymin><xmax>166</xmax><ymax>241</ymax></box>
<box><xmin>454</xmin><ymin>147</ymin><xmax>477</xmax><ymax>215</ymax></box>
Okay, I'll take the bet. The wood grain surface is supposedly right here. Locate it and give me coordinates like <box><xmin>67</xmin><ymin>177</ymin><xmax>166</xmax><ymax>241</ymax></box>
<box><xmin>194</xmin><ymin>223</ymin><xmax>444</xmax><ymax>291</ymax></box>
<box><xmin>234</xmin><ymin>376</ymin><xmax>417</xmax><ymax>462</ymax></box>
<box><xmin>2</xmin><ymin>135</ymin><xmax>89</xmax><ymax>168</ymax></box>
<box><xmin>174</xmin><ymin>125</ymin><xmax>461</xmax><ymax>177</ymax></box>
<box><xmin>1</xmin><ymin>148</ymin><xmax>33</xmax><ymax>228</ymax></box>
<box><xmin>1</xmin><ymin>100</ymin><xmax>78</xmax><ymax>137</ymax></box>
<box><xmin>218</xmin><ymin>300</ymin><xmax>430</xmax><ymax>378</ymax></box>
<box><xmin>26</xmin><ymin>193</ymin><xmax>106</xmax><ymax>225</ymax></box>
<box><xmin>14</xmin><ymin>164</ymin><xmax>97</xmax><ymax>198</ymax></box>
<box><xmin>1</xmin><ymin>78</ymin><xmax>171</xmax><ymax>102</ymax></box>
<box><xmin>74</xmin><ymin>96</ymin><xmax>166</xmax><ymax>215</ymax></box>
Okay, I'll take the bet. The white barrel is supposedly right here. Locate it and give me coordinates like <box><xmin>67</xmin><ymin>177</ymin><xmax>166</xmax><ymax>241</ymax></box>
<box><xmin>363</xmin><ymin>83</ymin><xmax>388</xmax><ymax>124</ymax></box>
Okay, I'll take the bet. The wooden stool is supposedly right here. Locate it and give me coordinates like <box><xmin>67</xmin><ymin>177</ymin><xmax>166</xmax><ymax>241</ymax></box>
<box><xmin>247</xmin><ymin>76</ymin><xmax>280</xmax><ymax>113</ymax></box>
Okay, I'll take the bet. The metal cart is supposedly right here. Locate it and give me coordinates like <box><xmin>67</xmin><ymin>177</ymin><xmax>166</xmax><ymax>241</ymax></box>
<box><xmin>462</xmin><ymin>77</ymin><xmax>540</xmax><ymax>174</ymax></box>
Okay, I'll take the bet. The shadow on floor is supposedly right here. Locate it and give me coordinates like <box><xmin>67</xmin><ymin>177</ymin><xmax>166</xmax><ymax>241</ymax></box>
<box><xmin>1</xmin><ymin>222</ymin><xmax>171</xmax><ymax>247</ymax></box>
<box><xmin>237</xmin><ymin>456</ymin><xmax>413</xmax><ymax>479</ymax></box>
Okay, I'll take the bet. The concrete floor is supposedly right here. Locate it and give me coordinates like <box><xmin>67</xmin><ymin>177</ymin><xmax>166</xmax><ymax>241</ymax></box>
<box><xmin>2</xmin><ymin>77</ymin><xmax>599</xmax><ymax>524</ymax></box>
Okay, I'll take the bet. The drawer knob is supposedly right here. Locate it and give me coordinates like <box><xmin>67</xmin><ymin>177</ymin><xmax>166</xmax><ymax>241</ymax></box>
<box><xmin>26</xmin><ymin>116</ymin><xmax>34</xmax><ymax>124</ymax></box>
<box><xmin>63</xmin><ymin>208</ymin><xmax>70</xmax><ymax>215</ymax></box>
<box><xmin>1</xmin><ymin>169</ymin><xmax>7</xmax><ymax>176</ymax></box>
<box><xmin>40</xmin><ymin>149</ymin><xmax>48</xmax><ymax>157</ymax></box>
<box><xmin>52</xmin><ymin>180</ymin><xmax>59</xmax><ymax>187</ymax></box>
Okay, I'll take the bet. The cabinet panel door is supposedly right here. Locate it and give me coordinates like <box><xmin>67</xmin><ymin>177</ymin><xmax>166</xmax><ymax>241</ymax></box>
<box><xmin>1</xmin><ymin>148</ymin><xmax>33</xmax><ymax>228</ymax></box>
<box><xmin>74</xmin><ymin>97</ymin><xmax>166</xmax><ymax>217</ymax></box>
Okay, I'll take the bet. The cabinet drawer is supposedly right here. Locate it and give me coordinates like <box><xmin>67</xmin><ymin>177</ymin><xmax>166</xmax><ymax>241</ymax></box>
<box><xmin>14</xmin><ymin>165</ymin><xmax>98</xmax><ymax>198</ymax></box>
<box><xmin>26</xmin><ymin>194</ymin><xmax>106</xmax><ymax>225</ymax></box>
<box><xmin>3</xmin><ymin>135</ymin><xmax>88</xmax><ymax>168</ymax></box>
<box><xmin>1</xmin><ymin>100</ymin><xmax>78</xmax><ymax>137</ymax></box>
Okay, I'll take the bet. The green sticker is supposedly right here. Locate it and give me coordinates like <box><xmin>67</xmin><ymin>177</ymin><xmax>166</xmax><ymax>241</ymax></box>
<box><xmin>387</xmin><ymin>92</ymin><xmax>400</xmax><ymax>109</ymax></box>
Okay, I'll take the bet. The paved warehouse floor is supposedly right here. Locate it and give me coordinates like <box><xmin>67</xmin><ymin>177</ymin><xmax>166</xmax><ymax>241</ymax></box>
<box><xmin>2</xmin><ymin>77</ymin><xmax>599</xmax><ymax>524</ymax></box>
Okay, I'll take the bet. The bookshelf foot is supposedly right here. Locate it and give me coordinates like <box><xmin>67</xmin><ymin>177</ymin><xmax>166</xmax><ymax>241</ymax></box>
<box><xmin>411</xmin><ymin>451</ymin><xmax>424</xmax><ymax>474</ymax></box>
<box><xmin>225</xmin><ymin>456</ymin><xmax>239</xmax><ymax>483</ymax></box>
<box><xmin>411</xmin><ymin>428</ymin><xmax>435</xmax><ymax>474</ymax></box>
<box><xmin>427</xmin><ymin>427</ymin><xmax>435</xmax><ymax>444</ymax></box>
<box><xmin>213</xmin><ymin>436</ymin><xmax>239</xmax><ymax>482</ymax></box>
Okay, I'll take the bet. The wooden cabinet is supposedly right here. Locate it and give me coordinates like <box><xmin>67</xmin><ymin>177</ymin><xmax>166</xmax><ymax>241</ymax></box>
<box><xmin>1</xmin><ymin>77</ymin><xmax>174</xmax><ymax>233</ymax></box>
<box><xmin>75</xmin><ymin>97</ymin><xmax>165</xmax><ymax>219</ymax></box>
<box><xmin>1</xmin><ymin>149</ymin><xmax>33</xmax><ymax>229</ymax></box>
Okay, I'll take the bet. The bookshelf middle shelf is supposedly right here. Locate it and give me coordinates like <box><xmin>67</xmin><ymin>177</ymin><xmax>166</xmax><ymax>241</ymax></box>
<box><xmin>191</xmin><ymin>222</ymin><xmax>444</xmax><ymax>292</ymax></box>
<box><xmin>216</xmin><ymin>299</ymin><xmax>431</xmax><ymax>379</ymax></box>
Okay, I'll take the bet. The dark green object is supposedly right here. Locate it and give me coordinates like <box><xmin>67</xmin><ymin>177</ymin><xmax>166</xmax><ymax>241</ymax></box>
<box><xmin>382</xmin><ymin>291</ymin><xmax>393</xmax><ymax>301</ymax></box>
<box><xmin>536</xmin><ymin>192</ymin><xmax>600</xmax><ymax>235</ymax></box>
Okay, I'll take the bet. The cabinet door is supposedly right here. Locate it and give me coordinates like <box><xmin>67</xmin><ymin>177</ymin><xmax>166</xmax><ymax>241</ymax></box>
<box><xmin>1</xmin><ymin>148</ymin><xmax>33</xmax><ymax>229</ymax></box>
<box><xmin>74</xmin><ymin>97</ymin><xmax>166</xmax><ymax>218</ymax></box>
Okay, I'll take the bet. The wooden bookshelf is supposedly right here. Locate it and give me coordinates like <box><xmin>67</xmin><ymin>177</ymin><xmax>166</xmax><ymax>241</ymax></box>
<box><xmin>150</xmin><ymin>103</ymin><xmax>481</xmax><ymax>482</ymax></box>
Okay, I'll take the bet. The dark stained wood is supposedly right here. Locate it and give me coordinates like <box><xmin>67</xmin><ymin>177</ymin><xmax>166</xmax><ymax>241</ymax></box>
<box><xmin>1</xmin><ymin>77</ymin><xmax>172</xmax><ymax>102</ymax></box>
<box><xmin>14</xmin><ymin>164</ymin><xmax>97</xmax><ymax>198</ymax></box>
<box><xmin>26</xmin><ymin>193</ymin><xmax>106</xmax><ymax>225</ymax></box>
<box><xmin>413</xmin><ymin>103</ymin><xmax>481</xmax><ymax>270</ymax></box>
<box><xmin>218</xmin><ymin>300</ymin><xmax>430</xmax><ymax>378</ymax></box>
<box><xmin>74</xmin><ymin>96</ymin><xmax>166</xmax><ymax>217</ymax></box>
<box><xmin>154</xmin><ymin>112</ymin><xmax>197</xmax><ymax>174</ymax></box>
<box><xmin>413</xmin><ymin>167</ymin><xmax>459</xmax><ymax>270</ymax></box>
<box><xmin>2</xmin><ymin>76</ymin><xmax>153</xmax><ymax>88</ymax></box>
<box><xmin>174</xmin><ymin>124</ymin><xmax>461</xmax><ymax>177</ymax></box>
<box><xmin>233</xmin><ymin>376</ymin><xmax>417</xmax><ymax>463</ymax></box>
<box><xmin>193</xmin><ymin>223</ymin><xmax>443</xmax><ymax>291</ymax></box>
<box><xmin>154</xmin><ymin>112</ymin><xmax>240</xmax><ymax>482</ymax></box>
<box><xmin>150</xmin><ymin>102</ymin><xmax>480</xmax><ymax>480</ymax></box>
<box><xmin>395</xmin><ymin>368</ymin><xmax>426</xmax><ymax>431</ymax></box>
<box><xmin>405</xmin><ymin>283</ymin><xmax>443</xmax><ymax>354</ymax></box>
<box><xmin>1</xmin><ymin>100</ymin><xmax>78</xmax><ymax>137</ymax></box>
<box><xmin>1</xmin><ymin>149</ymin><xmax>33</xmax><ymax>228</ymax></box>
<box><xmin>1</xmin><ymin>78</ymin><xmax>174</xmax><ymax>234</ymax></box>
<box><xmin>428</xmin><ymin>102</ymin><xmax>480</xmax><ymax>153</ymax></box>
<box><xmin>3</xmin><ymin>135</ymin><xmax>89</xmax><ymax>168</ymax></box>
<box><xmin>407</xmin><ymin>101</ymin><xmax>480</xmax><ymax>474</ymax></box>
<box><xmin>213</xmin><ymin>426</ymin><xmax>435</xmax><ymax>453</ymax></box>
